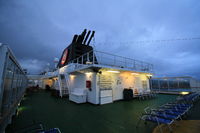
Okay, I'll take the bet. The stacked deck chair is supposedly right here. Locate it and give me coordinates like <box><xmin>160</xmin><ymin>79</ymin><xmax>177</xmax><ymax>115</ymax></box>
<box><xmin>136</xmin><ymin>92</ymin><xmax>200</xmax><ymax>133</ymax></box>
<box><xmin>142</xmin><ymin>90</ymin><xmax>155</xmax><ymax>100</ymax></box>
<box><xmin>136</xmin><ymin>113</ymin><xmax>174</xmax><ymax>133</ymax></box>
<box><xmin>134</xmin><ymin>89</ymin><xmax>157</xmax><ymax>100</ymax></box>
<box><xmin>178</xmin><ymin>92</ymin><xmax>200</xmax><ymax>104</ymax></box>
<box><xmin>14</xmin><ymin>123</ymin><xmax>62</xmax><ymax>133</ymax></box>
<box><xmin>42</xmin><ymin>128</ymin><xmax>61</xmax><ymax>133</ymax></box>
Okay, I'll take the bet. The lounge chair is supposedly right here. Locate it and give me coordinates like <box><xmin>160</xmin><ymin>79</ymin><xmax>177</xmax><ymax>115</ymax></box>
<box><xmin>43</xmin><ymin>128</ymin><xmax>61</xmax><ymax>133</ymax></box>
<box><xmin>136</xmin><ymin>114</ymin><xmax>174</xmax><ymax>133</ymax></box>
<box><xmin>144</xmin><ymin>107</ymin><xmax>182</xmax><ymax>120</ymax></box>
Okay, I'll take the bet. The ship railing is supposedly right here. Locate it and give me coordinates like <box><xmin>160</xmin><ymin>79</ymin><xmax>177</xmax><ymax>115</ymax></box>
<box><xmin>68</xmin><ymin>50</ymin><xmax>153</xmax><ymax>73</ymax></box>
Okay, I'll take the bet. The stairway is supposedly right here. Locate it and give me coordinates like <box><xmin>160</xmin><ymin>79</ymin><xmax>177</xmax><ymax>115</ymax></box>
<box><xmin>58</xmin><ymin>74</ymin><xmax>69</xmax><ymax>97</ymax></box>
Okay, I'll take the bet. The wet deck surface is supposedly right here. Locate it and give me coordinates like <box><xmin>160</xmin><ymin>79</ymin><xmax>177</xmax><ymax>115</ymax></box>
<box><xmin>6</xmin><ymin>90</ymin><xmax>199</xmax><ymax>133</ymax></box>
<box><xmin>153</xmin><ymin>120</ymin><xmax>200</xmax><ymax>133</ymax></box>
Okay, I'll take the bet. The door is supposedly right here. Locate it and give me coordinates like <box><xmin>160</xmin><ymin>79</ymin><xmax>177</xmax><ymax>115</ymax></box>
<box><xmin>113</xmin><ymin>77</ymin><xmax>123</xmax><ymax>101</ymax></box>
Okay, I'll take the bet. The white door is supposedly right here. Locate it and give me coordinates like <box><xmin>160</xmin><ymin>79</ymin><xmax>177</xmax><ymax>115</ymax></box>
<box><xmin>113</xmin><ymin>77</ymin><xmax>123</xmax><ymax>101</ymax></box>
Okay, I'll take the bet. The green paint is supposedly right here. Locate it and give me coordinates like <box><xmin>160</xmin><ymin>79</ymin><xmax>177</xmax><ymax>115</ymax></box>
<box><xmin>6</xmin><ymin>91</ymin><xmax>178</xmax><ymax>133</ymax></box>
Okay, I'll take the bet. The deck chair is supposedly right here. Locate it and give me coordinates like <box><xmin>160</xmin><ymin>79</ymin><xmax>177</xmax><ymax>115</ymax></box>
<box><xmin>136</xmin><ymin>114</ymin><xmax>174</xmax><ymax>133</ymax></box>
<box><xmin>144</xmin><ymin>107</ymin><xmax>181</xmax><ymax>120</ymax></box>
<box><xmin>151</xmin><ymin>108</ymin><xmax>185</xmax><ymax>118</ymax></box>
<box><xmin>163</xmin><ymin>104</ymin><xmax>190</xmax><ymax>113</ymax></box>
<box><xmin>43</xmin><ymin>128</ymin><xmax>61</xmax><ymax>133</ymax></box>
<box><xmin>152</xmin><ymin>111</ymin><xmax>180</xmax><ymax>120</ymax></box>
<box><xmin>159</xmin><ymin>105</ymin><xmax>188</xmax><ymax>115</ymax></box>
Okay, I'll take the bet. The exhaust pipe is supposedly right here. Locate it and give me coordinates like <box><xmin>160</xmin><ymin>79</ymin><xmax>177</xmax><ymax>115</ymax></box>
<box><xmin>71</xmin><ymin>34</ymin><xmax>78</xmax><ymax>43</ymax></box>
<box><xmin>83</xmin><ymin>30</ymin><xmax>91</xmax><ymax>45</ymax></box>
<box><xmin>87</xmin><ymin>31</ymin><xmax>95</xmax><ymax>46</ymax></box>
<box><xmin>76</xmin><ymin>29</ymin><xmax>87</xmax><ymax>44</ymax></box>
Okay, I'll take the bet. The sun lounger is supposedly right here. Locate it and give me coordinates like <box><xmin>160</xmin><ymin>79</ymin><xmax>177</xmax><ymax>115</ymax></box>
<box><xmin>136</xmin><ymin>114</ymin><xmax>174</xmax><ymax>133</ymax></box>
<box><xmin>150</xmin><ymin>111</ymin><xmax>180</xmax><ymax>120</ymax></box>
<box><xmin>43</xmin><ymin>128</ymin><xmax>61</xmax><ymax>133</ymax></box>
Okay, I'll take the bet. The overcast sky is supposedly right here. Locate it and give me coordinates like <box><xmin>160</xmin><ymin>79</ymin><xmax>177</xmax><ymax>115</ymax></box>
<box><xmin>0</xmin><ymin>0</ymin><xmax>200</xmax><ymax>79</ymax></box>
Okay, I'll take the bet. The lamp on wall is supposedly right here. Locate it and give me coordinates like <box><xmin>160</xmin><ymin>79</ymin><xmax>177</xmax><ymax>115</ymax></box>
<box><xmin>107</xmin><ymin>70</ymin><xmax>120</xmax><ymax>73</ymax></box>
<box><xmin>85</xmin><ymin>72</ymin><xmax>92</xmax><ymax>75</ymax></box>
<box><xmin>147</xmin><ymin>74</ymin><xmax>153</xmax><ymax>77</ymax></box>
<box><xmin>70</xmin><ymin>74</ymin><xmax>76</xmax><ymax>78</ymax></box>
<box><xmin>131</xmin><ymin>73</ymin><xmax>139</xmax><ymax>75</ymax></box>
<box><xmin>85</xmin><ymin>72</ymin><xmax>92</xmax><ymax>80</ymax></box>
<box><xmin>180</xmin><ymin>92</ymin><xmax>189</xmax><ymax>95</ymax></box>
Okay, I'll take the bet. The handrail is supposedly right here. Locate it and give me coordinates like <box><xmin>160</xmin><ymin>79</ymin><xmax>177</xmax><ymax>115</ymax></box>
<box><xmin>68</xmin><ymin>50</ymin><xmax>153</xmax><ymax>73</ymax></box>
<box><xmin>94</xmin><ymin>50</ymin><xmax>151</xmax><ymax>65</ymax></box>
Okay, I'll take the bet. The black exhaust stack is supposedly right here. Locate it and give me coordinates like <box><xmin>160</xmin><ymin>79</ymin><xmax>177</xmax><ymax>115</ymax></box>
<box><xmin>58</xmin><ymin>29</ymin><xmax>97</xmax><ymax>68</ymax></box>
<box><xmin>71</xmin><ymin>34</ymin><xmax>78</xmax><ymax>43</ymax></box>
<box><xmin>87</xmin><ymin>31</ymin><xmax>95</xmax><ymax>46</ymax></box>
<box><xmin>76</xmin><ymin>29</ymin><xmax>87</xmax><ymax>44</ymax></box>
<box><xmin>83</xmin><ymin>30</ymin><xmax>91</xmax><ymax>45</ymax></box>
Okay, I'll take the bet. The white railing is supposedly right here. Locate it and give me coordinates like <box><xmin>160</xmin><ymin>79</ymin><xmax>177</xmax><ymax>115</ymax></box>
<box><xmin>68</xmin><ymin>50</ymin><xmax>153</xmax><ymax>73</ymax></box>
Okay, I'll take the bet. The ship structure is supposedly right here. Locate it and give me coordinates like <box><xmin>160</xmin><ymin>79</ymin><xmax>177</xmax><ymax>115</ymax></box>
<box><xmin>0</xmin><ymin>44</ymin><xmax>28</xmax><ymax>132</ymax></box>
<box><xmin>38</xmin><ymin>29</ymin><xmax>154</xmax><ymax>104</ymax></box>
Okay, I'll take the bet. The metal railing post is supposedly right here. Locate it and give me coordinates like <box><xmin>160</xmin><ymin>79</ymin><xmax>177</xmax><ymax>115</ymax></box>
<box><xmin>87</xmin><ymin>52</ymin><xmax>89</xmax><ymax>62</ymax></box>
<box><xmin>158</xmin><ymin>80</ymin><xmax>161</xmax><ymax>92</ymax></box>
<box><xmin>124</xmin><ymin>58</ymin><xmax>126</xmax><ymax>67</ymax></box>
<box><xmin>114</xmin><ymin>56</ymin><xmax>116</xmax><ymax>66</ymax></box>
<box><xmin>92</xmin><ymin>50</ymin><xmax>95</xmax><ymax>64</ymax></box>
<box><xmin>133</xmin><ymin>60</ymin><xmax>136</xmax><ymax>70</ymax></box>
<box><xmin>141</xmin><ymin>61</ymin><xmax>144</xmax><ymax>71</ymax></box>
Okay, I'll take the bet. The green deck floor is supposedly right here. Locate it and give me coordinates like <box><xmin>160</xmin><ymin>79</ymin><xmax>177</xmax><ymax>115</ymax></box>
<box><xmin>5</xmin><ymin>91</ymin><xmax>188</xmax><ymax>133</ymax></box>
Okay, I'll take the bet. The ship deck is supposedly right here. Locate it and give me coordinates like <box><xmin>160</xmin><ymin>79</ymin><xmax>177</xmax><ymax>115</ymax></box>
<box><xmin>6</xmin><ymin>91</ymin><xmax>200</xmax><ymax>133</ymax></box>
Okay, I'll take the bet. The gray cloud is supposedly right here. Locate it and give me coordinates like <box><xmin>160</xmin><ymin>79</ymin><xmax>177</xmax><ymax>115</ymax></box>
<box><xmin>0</xmin><ymin>0</ymin><xmax>200</xmax><ymax>79</ymax></box>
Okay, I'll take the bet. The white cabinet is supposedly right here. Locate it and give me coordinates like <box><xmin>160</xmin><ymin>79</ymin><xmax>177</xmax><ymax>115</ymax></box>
<box><xmin>100</xmin><ymin>89</ymin><xmax>113</xmax><ymax>104</ymax></box>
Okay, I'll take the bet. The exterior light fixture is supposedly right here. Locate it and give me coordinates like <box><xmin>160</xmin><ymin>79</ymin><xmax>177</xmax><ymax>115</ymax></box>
<box><xmin>70</xmin><ymin>75</ymin><xmax>76</xmax><ymax>78</ymax></box>
<box><xmin>147</xmin><ymin>74</ymin><xmax>153</xmax><ymax>77</ymax></box>
<box><xmin>85</xmin><ymin>72</ymin><xmax>92</xmax><ymax>79</ymax></box>
<box><xmin>86</xmin><ymin>61</ymin><xmax>92</xmax><ymax>64</ymax></box>
<box><xmin>131</xmin><ymin>73</ymin><xmax>139</xmax><ymax>75</ymax></box>
<box><xmin>85</xmin><ymin>72</ymin><xmax>92</xmax><ymax>75</ymax></box>
<box><xmin>107</xmin><ymin>70</ymin><xmax>120</xmax><ymax>73</ymax></box>
<box><xmin>180</xmin><ymin>92</ymin><xmax>189</xmax><ymax>95</ymax></box>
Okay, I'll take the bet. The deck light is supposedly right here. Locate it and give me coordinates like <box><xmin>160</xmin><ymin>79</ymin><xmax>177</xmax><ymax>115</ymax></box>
<box><xmin>107</xmin><ymin>70</ymin><xmax>120</xmax><ymax>73</ymax></box>
<box><xmin>85</xmin><ymin>72</ymin><xmax>92</xmax><ymax>75</ymax></box>
<box><xmin>70</xmin><ymin>75</ymin><xmax>76</xmax><ymax>78</ymax></box>
<box><xmin>131</xmin><ymin>73</ymin><xmax>139</xmax><ymax>75</ymax></box>
<box><xmin>180</xmin><ymin>92</ymin><xmax>189</xmax><ymax>95</ymax></box>
<box><xmin>147</xmin><ymin>74</ymin><xmax>153</xmax><ymax>77</ymax></box>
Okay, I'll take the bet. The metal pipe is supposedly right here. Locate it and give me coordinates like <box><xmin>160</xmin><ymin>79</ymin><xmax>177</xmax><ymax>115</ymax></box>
<box><xmin>87</xmin><ymin>31</ymin><xmax>95</xmax><ymax>46</ymax></box>
<box><xmin>72</xmin><ymin>35</ymin><xmax>78</xmax><ymax>43</ymax></box>
<box><xmin>83</xmin><ymin>30</ymin><xmax>91</xmax><ymax>45</ymax></box>
<box><xmin>80</xmin><ymin>29</ymin><xmax>87</xmax><ymax>44</ymax></box>
<box><xmin>76</xmin><ymin>35</ymin><xmax>82</xmax><ymax>44</ymax></box>
<box><xmin>76</xmin><ymin>29</ymin><xmax>87</xmax><ymax>44</ymax></box>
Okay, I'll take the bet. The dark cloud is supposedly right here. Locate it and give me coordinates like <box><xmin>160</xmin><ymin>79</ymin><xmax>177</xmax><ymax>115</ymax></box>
<box><xmin>0</xmin><ymin>0</ymin><xmax>200</xmax><ymax>79</ymax></box>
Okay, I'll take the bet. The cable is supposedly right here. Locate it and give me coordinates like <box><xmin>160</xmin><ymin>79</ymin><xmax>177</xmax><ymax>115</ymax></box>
<box><xmin>96</xmin><ymin>37</ymin><xmax>200</xmax><ymax>45</ymax></box>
